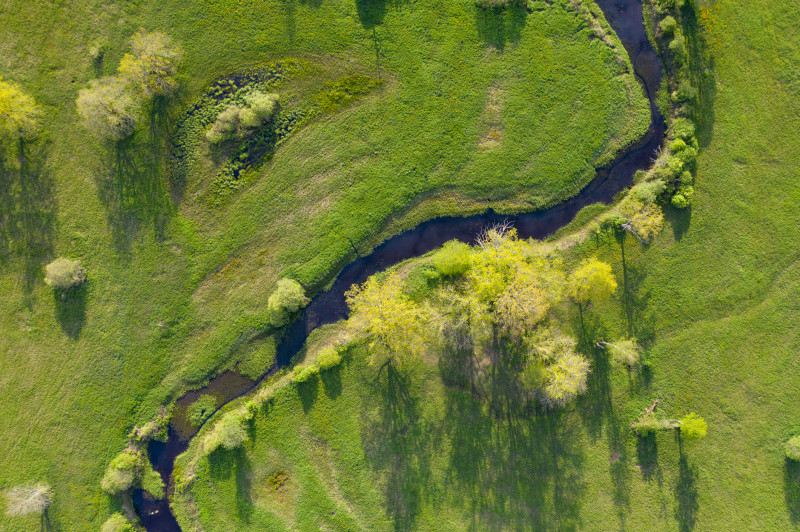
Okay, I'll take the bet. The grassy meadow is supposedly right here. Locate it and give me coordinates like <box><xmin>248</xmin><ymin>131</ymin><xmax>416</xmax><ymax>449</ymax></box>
<box><xmin>175</xmin><ymin>0</ymin><xmax>800</xmax><ymax>530</ymax></box>
<box><xmin>0</xmin><ymin>0</ymin><xmax>649</xmax><ymax>529</ymax></box>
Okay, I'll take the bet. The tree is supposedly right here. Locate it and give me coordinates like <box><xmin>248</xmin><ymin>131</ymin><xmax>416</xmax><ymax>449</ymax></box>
<box><xmin>76</xmin><ymin>78</ymin><xmax>138</xmax><ymax>140</ymax></box>
<box><xmin>493</xmin><ymin>267</ymin><xmax>551</xmax><ymax>340</ymax></box>
<box><xmin>101</xmin><ymin>513</ymin><xmax>134</xmax><ymax>532</ymax></box>
<box><xmin>0</xmin><ymin>79</ymin><xmax>40</xmax><ymax>139</ymax></box>
<box><xmin>432</xmin><ymin>240</ymin><xmax>472</xmax><ymax>277</ymax></box>
<box><xmin>206</xmin><ymin>411</ymin><xmax>249</xmax><ymax>453</ymax></box>
<box><xmin>539</xmin><ymin>337</ymin><xmax>590</xmax><ymax>407</ymax></box>
<box><xmin>317</xmin><ymin>346</ymin><xmax>342</xmax><ymax>370</ymax></box>
<box><xmin>44</xmin><ymin>257</ymin><xmax>86</xmax><ymax>290</ymax></box>
<box><xmin>619</xmin><ymin>200</ymin><xmax>664</xmax><ymax>244</ymax></box>
<box><xmin>4</xmin><ymin>482</ymin><xmax>52</xmax><ymax>517</ymax></box>
<box><xmin>601</xmin><ymin>338</ymin><xmax>643</xmax><ymax>367</ymax></box>
<box><xmin>118</xmin><ymin>30</ymin><xmax>182</xmax><ymax>97</ymax></box>
<box><xmin>267</xmin><ymin>279</ymin><xmax>308</xmax><ymax>325</ymax></box>
<box><xmin>679</xmin><ymin>412</ymin><xmax>707</xmax><ymax>439</ymax></box>
<box><xmin>206</xmin><ymin>91</ymin><xmax>279</xmax><ymax>144</ymax></box>
<box><xmin>786</xmin><ymin>436</ymin><xmax>800</xmax><ymax>462</ymax></box>
<box><xmin>346</xmin><ymin>272</ymin><xmax>430</xmax><ymax>367</ymax></box>
<box><xmin>567</xmin><ymin>258</ymin><xmax>617</xmax><ymax>306</ymax></box>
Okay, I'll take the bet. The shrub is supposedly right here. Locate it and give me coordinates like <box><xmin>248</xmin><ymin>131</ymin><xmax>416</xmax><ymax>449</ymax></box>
<box><xmin>207</xmin><ymin>411</ymin><xmax>249</xmax><ymax>452</ymax></box>
<box><xmin>101</xmin><ymin>450</ymin><xmax>142</xmax><ymax>494</ymax></box>
<box><xmin>206</xmin><ymin>91</ymin><xmax>279</xmax><ymax>144</ymax></box>
<box><xmin>671</xmin><ymin>185</ymin><xmax>694</xmax><ymax>208</ymax></box>
<box><xmin>670</xmin><ymin>138</ymin><xmax>687</xmax><ymax>152</ymax></box>
<box><xmin>633</xmin><ymin>179</ymin><xmax>666</xmax><ymax>204</ymax></box>
<box><xmin>44</xmin><ymin>258</ymin><xmax>86</xmax><ymax>290</ymax></box>
<box><xmin>0</xmin><ymin>79</ymin><xmax>40</xmax><ymax>139</ymax></box>
<box><xmin>671</xmin><ymin>117</ymin><xmax>696</xmax><ymax>140</ymax></box>
<box><xmin>317</xmin><ymin>346</ymin><xmax>343</xmax><ymax>370</ymax></box>
<box><xmin>673</xmin><ymin>79</ymin><xmax>697</xmax><ymax>102</ymax></box>
<box><xmin>786</xmin><ymin>436</ymin><xmax>800</xmax><ymax>462</ymax></box>
<box><xmin>432</xmin><ymin>240</ymin><xmax>472</xmax><ymax>277</ymax></box>
<box><xmin>669</xmin><ymin>33</ymin><xmax>686</xmax><ymax>59</ymax></box>
<box><xmin>101</xmin><ymin>513</ymin><xmax>134</xmax><ymax>532</ymax></box>
<box><xmin>567</xmin><ymin>258</ymin><xmax>617</xmax><ymax>305</ymax></box>
<box><xmin>268</xmin><ymin>278</ymin><xmax>308</xmax><ymax>325</ymax></box>
<box><xmin>680</xmin><ymin>170</ymin><xmax>694</xmax><ymax>185</ymax></box>
<box><xmin>293</xmin><ymin>363</ymin><xmax>319</xmax><ymax>383</ymax></box>
<box><xmin>188</xmin><ymin>395</ymin><xmax>218</xmax><ymax>427</ymax></box>
<box><xmin>76</xmin><ymin>77</ymin><xmax>139</xmax><ymax>140</ymax></box>
<box><xmin>659</xmin><ymin>15</ymin><xmax>678</xmax><ymax>35</ymax></box>
<box><xmin>4</xmin><ymin>482</ymin><xmax>52</xmax><ymax>517</ymax></box>
<box><xmin>679</xmin><ymin>412</ymin><xmax>707</xmax><ymax>439</ymax></box>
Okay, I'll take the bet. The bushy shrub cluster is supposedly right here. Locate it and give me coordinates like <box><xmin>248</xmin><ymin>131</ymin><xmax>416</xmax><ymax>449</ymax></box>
<box><xmin>44</xmin><ymin>257</ymin><xmax>86</xmax><ymax>290</ymax></box>
<box><xmin>293</xmin><ymin>363</ymin><xmax>319</xmax><ymax>383</ymax></box>
<box><xmin>205</xmin><ymin>410</ymin><xmax>250</xmax><ymax>453</ymax></box>
<box><xmin>267</xmin><ymin>278</ymin><xmax>309</xmax><ymax>326</ymax></box>
<box><xmin>474</xmin><ymin>0</ymin><xmax>527</xmax><ymax>8</ymax></box>
<box><xmin>317</xmin><ymin>346</ymin><xmax>343</xmax><ymax>370</ymax></box>
<box><xmin>188</xmin><ymin>394</ymin><xmax>218</xmax><ymax>427</ymax></box>
<box><xmin>101</xmin><ymin>450</ymin><xmax>142</xmax><ymax>494</ymax></box>
<box><xmin>101</xmin><ymin>513</ymin><xmax>134</xmax><ymax>532</ymax></box>
<box><xmin>433</xmin><ymin>240</ymin><xmax>472</xmax><ymax>277</ymax></box>
<box><xmin>206</xmin><ymin>91</ymin><xmax>279</xmax><ymax>144</ymax></box>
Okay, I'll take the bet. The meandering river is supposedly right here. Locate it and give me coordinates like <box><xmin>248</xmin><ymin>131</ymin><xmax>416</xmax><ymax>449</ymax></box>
<box><xmin>134</xmin><ymin>0</ymin><xmax>664</xmax><ymax>528</ymax></box>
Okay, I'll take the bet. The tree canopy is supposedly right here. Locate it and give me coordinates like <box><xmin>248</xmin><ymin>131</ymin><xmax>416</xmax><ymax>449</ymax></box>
<box><xmin>0</xmin><ymin>79</ymin><xmax>40</xmax><ymax>139</ymax></box>
<box><xmin>4</xmin><ymin>482</ymin><xmax>52</xmax><ymax>517</ymax></box>
<box><xmin>567</xmin><ymin>258</ymin><xmax>617</xmax><ymax>305</ymax></box>
<box><xmin>76</xmin><ymin>78</ymin><xmax>139</xmax><ymax>140</ymax></box>
<box><xmin>118</xmin><ymin>30</ymin><xmax>183</xmax><ymax>97</ymax></box>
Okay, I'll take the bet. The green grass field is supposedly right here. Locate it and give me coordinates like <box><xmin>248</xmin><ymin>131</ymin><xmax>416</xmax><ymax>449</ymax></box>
<box><xmin>174</xmin><ymin>0</ymin><xmax>800</xmax><ymax>530</ymax></box>
<box><xmin>0</xmin><ymin>0</ymin><xmax>651</xmax><ymax>529</ymax></box>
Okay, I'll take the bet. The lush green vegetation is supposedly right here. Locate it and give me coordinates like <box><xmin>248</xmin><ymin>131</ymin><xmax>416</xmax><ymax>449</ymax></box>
<box><xmin>174</xmin><ymin>0</ymin><xmax>800</xmax><ymax>529</ymax></box>
<box><xmin>0</xmin><ymin>0</ymin><xmax>649</xmax><ymax>528</ymax></box>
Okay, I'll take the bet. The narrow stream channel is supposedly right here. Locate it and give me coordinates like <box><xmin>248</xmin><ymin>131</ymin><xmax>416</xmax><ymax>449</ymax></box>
<box><xmin>134</xmin><ymin>1</ymin><xmax>664</xmax><ymax>528</ymax></box>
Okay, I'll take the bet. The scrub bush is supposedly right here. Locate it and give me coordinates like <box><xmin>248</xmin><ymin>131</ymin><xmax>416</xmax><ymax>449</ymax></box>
<box><xmin>206</xmin><ymin>91</ymin><xmax>279</xmax><ymax>144</ymax></box>
<box><xmin>317</xmin><ymin>347</ymin><xmax>343</xmax><ymax>370</ymax></box>
<box><xmin>633</xmin><ymin>179</ymin><xmax>666</xmax><ymax>204</ymax></box>
<box><xmin>631</xmin><ymin>412</ymin><xmax>677</xmax><ymax>435</ymax></box>
<box><xmin>293</xmin><ymin>363</ymin><xmax>320</xmax><ymax>383</ymax></box>
<box><xmin>101</xmin><ymin>450</ymin><xmax>142</xmax><ymax>494</ymax></box>
<box><xmin>433</xmin><ymin>240</ymin><xmax>472</xmax><ymax>277</ymax></box>
<box><xmin>659</xmin><ymin>15</ymin><xmax>678</xmax><ymax>35</ymax></box>
<box><xmin>671</xmin><ymin>185</ymin><xmax>694</xmax><ymax>208</ymax></box>
<box><xmin>44</xmin><ymin>258</ymin><xmax>86</xmax><ymax>290</ymax></box>
<box><xmin>101</xmin><ymin>513</ymin><xmax>134</xmax><ymax>532</ymax></box>
<box><xmin>267</xmin><ymin>279</ymin><xmax>308</xmax><ymax>325</ymax></box>
<box><xmin>679</xmin><ymin>412</ymin><xmax>707</xmax><ymax>439</ymax></box>
<box><xmin>671</xmin><ymin>117</ymin><xmax>696</xmax><ymax>140</ymax></box>
<box><xmin>786</xmin><ymin>436</ymin><xmax>800</xmax><ymax>461</ymax></box>
<box><xmin>206</xmin><ymin>411</ymin><xmax>249</xmax><ymax>452</ymax></box>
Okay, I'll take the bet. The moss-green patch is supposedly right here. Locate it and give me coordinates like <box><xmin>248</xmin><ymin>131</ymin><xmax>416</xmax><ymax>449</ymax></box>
<box><xmin>188</xmin><ymin>395</ymin><xmax>218</xmax><ymax>427</ymax></box>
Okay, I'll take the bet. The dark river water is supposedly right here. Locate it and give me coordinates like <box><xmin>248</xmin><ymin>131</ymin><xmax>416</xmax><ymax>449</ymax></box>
<box><xmin>134</xmin><ymin>0</ymin><xmax>664</xmax><ymax>528</ymax></box>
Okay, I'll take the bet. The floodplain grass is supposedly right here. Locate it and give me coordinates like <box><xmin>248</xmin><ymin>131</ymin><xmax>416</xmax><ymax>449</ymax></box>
<box><xmin>177</xmin><ymin>0</ymin><xmax>800</xmax><ymax>529</ymax></box>
<box><xmin>0</xmin><ymin>0</ymin><xmax>647</xmax><ymax>529</ymax></box>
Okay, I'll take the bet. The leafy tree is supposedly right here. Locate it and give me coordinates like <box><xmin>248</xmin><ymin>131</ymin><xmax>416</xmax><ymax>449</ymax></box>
<box><xmin>206</xmin><ymin>91</ymin><xmax>279</xmax><ymax>144</ymax></box>
<box><xmin>671</xmin><ymin>185</ymin><xmax>694</xmax><ymax>208</ymax></box>
<box><xmin>533</xmin><ymin>332</ymin><xmax>590</xmax><ymax>407</ymax></box>
<box><xmin>76</xmin><ymin>77</ymin><xmax>139</xmax><ymax>140</ymax></box>
<box><xmin>101</xmin><ymin>450</ymin><xmax>142</xmax><ymax>494</ymax></box>
<box><xmin>0</xmin><ymin>79</ymin><xmax>40</xmax><ymax>139</ymax></box>
<box><xmin>567</xmin><ymin>258</ymin><xmax>617</xmax><ymax>306</ymax></box>
<box><xmin>632</xmin><ymin>179</ymin><xmax>666</xmax><ymax>204</ymax></box>
<box><xmin>432</xmin><ymin>240</ymin><xmax>472</xmax><ymax>277</ymax></box>
<box><xmin>118</xmin><ymin>30</ymin><xmax>182</xmax><ymax>97</ymax></box>
<box><xmin>493</xmin><ymin>261</ymin><xmax>564</xmax><ymax>340</ymax></box>
<box><xmin>679</xmin><ymin>412</ymin><xmax>707</xmax><ymax>439</ymax></box>
<box><xmin>619</xmin><ymin>200</ymin><xmax>664</xmax><ymax>244</ymax></box>
<box><xmin>44</xmin><ymin>257</ymin><xmax>86</xmax><ymax>290</ymax></box>
<box><xmin>786</xmin><ymin>436</ymin><xmax>800</xmax><ymax>462</ymax></box>
<box><xmin>317</xmin><ymin>346</ymin><xmax>342</xmax><ymax>370</ymax></box>
<box><xmin>4</xmin><ymin>482</ymin><xmax>52</xmax><ymax>517</ymax></box>
<box><xmin>267</xmin><ymin>278</ymin><xmax>308</xmax><ymax>325</ymax></box>
<box><xmin>346</xmin><ymin>272</ymin><xmax>430</xmax><ymax>367</ymax></box>
<box><xmin>101</xmin><ymin>513</ymin><xmax>134</xmax><ymax>532</ymax></box>
<box><xmin>602</xmin><ymin>338</ymin><xmax>643</xmax><ymax>367</ymax></box>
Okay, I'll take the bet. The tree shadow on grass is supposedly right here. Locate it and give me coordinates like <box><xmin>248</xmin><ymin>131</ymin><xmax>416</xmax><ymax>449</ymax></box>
<box><xmin>635</xmin><ymin>432</ymin><xmax>660</xmax><ymax>482</ymax></box>
<box><xmin>356</xmin><ymin>0</ymin><xmax>387</xmax><ymax>30</ymax></box>
<box><xmin>360</xmin><ymin>362</ymin><xmax>433</xmax><ymax>531</ymax></box>
<box><xmin>296</xmin><ymin>377</ymin><xmax>320</xmax><ymax>413</ymax></box>
<box><xmin>96</xmin><ymin>102</ymin><xmax>173</xmax><ymax>256</ymax></box>
<box><xmin>665</xmin><ymin>203</ymin><xmax>692</xmax><ymax>242</ymax></box>
<box><xmin>53</xmin><ymin>283</ymin><xmax>88</xmax><ymax>339</ymax></box>
<box><xmin>320</xmin><ymin>365</ymin><xmax>343</xmax><ymax>399</ymax></box>
<box><xmin>785</xmin><ymin>459</ymin><xmax>800</xmax><ymax>525</ymax></box>
<box><xmin>439</xmin><ymin>348</ymin><xmax>586</xmax><ymax>531</ymax></box>
<box><xmin>475</xmin><ymin>5</ymin><xmax>528</xmax><ymax>51</ymax></box>
<box><xmin>617</xmin><ymin>234</ymin><xmax>655</xmax><ymax>343</ymax></box>
<box><xmin>0</xmin><ymin>139</ymin><xmax>56</xmax><ymax>296</ymax></box>
<box><xmin>207</xmin><ymin>446</ymin><xmax>254</xmax><ymax>523</ymax></box>
<box><xmin>674</xmin><ymin>439</ymin><xmax>699</xmax><ymax>532</ymax></box>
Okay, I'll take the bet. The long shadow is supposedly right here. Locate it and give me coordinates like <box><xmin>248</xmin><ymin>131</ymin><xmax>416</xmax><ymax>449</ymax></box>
<box><xmin>674</xmin><ymin>438</ymin><xmax>699</xmax><ymax>532</ymax></box>
<box><xmin>53</xmin><ymin>283</ymin><xmax>88</xmax><ymax>339</ymax></box>
<box><xmin>635</xmin><ymin>432</ymin><xmax>660</xmax><ymax>482</ymax></box>
<box><xmin>360</xmin><ymin>362</ymin><xmax>433</xmax><ymax>531</ymax></box>
<box><xmin>438</xmin><ymin>343</ymin><xmax>586</xmax><ymax>531</ymax></box>
<box><xmin>474</xmin><ymin>5</ymin><xmax>528</xmax><ymax>51</ymax></box>
<box><xmin>785</xmin><ymin>459</ymin><xmax>800</xmax><ymax>525</ymax></box>
<box><xmin>95</xmin><ymin>103</ymin><xmax>173</xmax><ymax>255</ymax></box>
<box><xmin>356</xmin><ymin>0</ymin><xmax>387</xmax><ymax>29</ymax></box>
<box><xmin>617</xmin><ymin>233</ymin><xmax>655</xmax><ymax>344</ymax></box>
<box><xmin>0</xmin><ymin>139</ymin><xmax>56</xmax><ymax>295</ymax></box>
<box><xmin>682</xmin><ymin>3</ymin><xmax>716</xmax><ymax>149</ymax></box>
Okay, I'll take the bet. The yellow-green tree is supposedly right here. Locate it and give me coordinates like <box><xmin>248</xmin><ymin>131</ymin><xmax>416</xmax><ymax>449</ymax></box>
<box><xmin>76</xmin><ymin>77</ymin><xmax>139</xmax><ymax>140</ymax></box>
<box><xmin>346</xmin><ymin>273</ymin><xmax>430</xmax><ymax>367</ymax></box>
<box><xmin>118</xmin><ymin>30</ymin><xmax>182</xmax><ymax>98</ymax></box>
<box><xmin>493</xmin><ymin>260</ymin><xmax>564</xmax><ymax>340</ymax></box>
<box><xmin>602</xmin><ymin>338</ymin><xmax>643</xmax><ymax>367</ymax></box>
<box><xmin>0</xmin><ymin>79</ymin><xmax>40</xmax><ymax>139</ymax></box>
<box><xmin>567</xmin><ymin>258</ymin><xmax>617</xmax><ymax>307</ymax></box>
<box><xmin>528</xmin><ymin>329</ymin><xmax>590</xmax><ymax>407</ymax></box>
<box><xmin>619</xmin><ymin>200</ymin><xmax>664</xmax><ymax>244</ymax></box>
